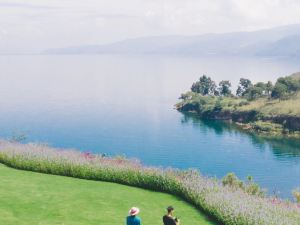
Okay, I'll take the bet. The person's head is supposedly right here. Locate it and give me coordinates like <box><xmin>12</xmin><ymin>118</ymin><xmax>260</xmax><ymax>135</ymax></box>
<box><xmin>129</xmin><ymin>207</ymin><xmax>140</xmax><ymax>217</ymax></box>
<box><xmin>167</xmin><ymin>206</ymin><xmax>174</xmax><ymax>215</ymax></box>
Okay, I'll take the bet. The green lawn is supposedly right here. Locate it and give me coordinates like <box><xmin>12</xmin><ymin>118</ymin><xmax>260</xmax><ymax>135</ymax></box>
<box><xmin>0</xmin><ymin>164</ymin><xmax>214</xmax><ymax>225</ymax></box>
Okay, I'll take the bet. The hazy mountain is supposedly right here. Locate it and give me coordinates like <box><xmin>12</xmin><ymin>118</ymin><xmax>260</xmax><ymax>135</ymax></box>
<box><xmin>290</xmin><ymin>72</ymin><xmax>300</xmax><ymax>80</ymax></box>
<box><xmin>43</xmin><ymin>23</ymin><xmax>300</xmax><ymax>57</ymax></box>
<box><xmin>256</xmin><ymin>34</ymin><xmax>300</xmax><ymax>57</ymax></box>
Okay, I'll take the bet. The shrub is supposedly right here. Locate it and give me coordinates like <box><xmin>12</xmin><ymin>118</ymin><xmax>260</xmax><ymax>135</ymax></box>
<box><xmin>222</xmin><ymin>173</ymin><xmax>265</xmax><ymax>197</ymax></box>
<box><xmin>292</xmin><ymin>189</ymin><xmax>300</xmax><ymax>203</ymax></box>
<box><xmin>238</xmin><ymin>101</ymin><xmax>249</xmax><ymax>107</ymax></box>
<box><xmin>250</xmin><ymin>121</ymin><xmax>283</xmax><ymax>133</ymax></box>
<box><xmin>214</xmin><ymin>99</ymin><xmax>222</xmax><ymax>111</ymax></box>
<box><xmin>222</xmin><ymin>172</ymin><xmax>243</xmax><ymax>188</ymax></box>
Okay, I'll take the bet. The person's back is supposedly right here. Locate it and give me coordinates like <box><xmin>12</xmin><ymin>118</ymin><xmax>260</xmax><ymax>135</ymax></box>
<box><xmin>127</xmin><ymin>215</ymin><xmax>141</xmax><ymax>225</ymax></box>
<box><xmin>126</xmin><ymin>207</ymin><xmax>141</xmax><ymax>225</ymax></box>
<box><xmin>163</xmin><ymin>206</ymin><xmax>179</xmax><ymax>225</ymax></box>
<box><xmin>163</xmin><ymin>215</ymin><xmax>177</xmax><ymax>225</ymax></box>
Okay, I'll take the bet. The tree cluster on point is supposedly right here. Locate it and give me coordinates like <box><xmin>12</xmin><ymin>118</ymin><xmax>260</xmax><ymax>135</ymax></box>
<box><xmin>189</xmin><ymin>74</ymin><xmax>300</xmax><ymax>100</ymax></box>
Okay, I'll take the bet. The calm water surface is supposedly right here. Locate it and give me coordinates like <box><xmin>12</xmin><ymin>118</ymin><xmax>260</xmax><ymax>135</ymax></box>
<box><xmin>0</xmin><ymin>55</ymin><xmax>300</xmax><ymax>198</ymax></box>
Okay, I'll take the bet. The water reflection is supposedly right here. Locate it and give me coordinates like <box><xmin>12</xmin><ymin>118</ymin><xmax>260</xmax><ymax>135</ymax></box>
<box><xmin>1</xmin><ymin>54</ymin><xmax>300</xmax><ymax>198</ymax></box>
<box><xmin>181</xmin><ymin>112</ymin><xmax>300</xmax><ymax>162</ymax></box>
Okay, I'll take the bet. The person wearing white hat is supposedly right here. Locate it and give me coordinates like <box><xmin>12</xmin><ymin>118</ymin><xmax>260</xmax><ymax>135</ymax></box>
<box><xmin>126</xmin><ymin>207</ymin><xmax>142</xmax><ymax>225</ymax></box>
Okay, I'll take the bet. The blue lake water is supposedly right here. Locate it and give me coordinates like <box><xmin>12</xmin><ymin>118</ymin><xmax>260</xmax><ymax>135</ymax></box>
<box><xmin>0</xmin><ymin>54</ymin><xmax>300</xmax><ymax>198</ymax></box>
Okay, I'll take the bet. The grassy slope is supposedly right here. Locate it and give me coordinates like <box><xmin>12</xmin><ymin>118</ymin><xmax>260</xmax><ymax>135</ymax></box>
<box><xmin>0</xmin><ymin>164</ymin><xmax>214</xmax><ymax>225</ymax></box>
<box><xmin>237</xmin><ymin>73</ymin><xmax>300</xmax><ymax>116</ymax></box>
<box><xmin>237</xmin><ymin>92</ymin><xmax>300</xmax><ymax>116</ymax></box>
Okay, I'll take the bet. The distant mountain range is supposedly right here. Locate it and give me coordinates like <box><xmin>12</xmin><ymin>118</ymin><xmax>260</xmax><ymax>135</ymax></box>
<box><xmin>43</xmin><ymin>23</ymin><xmax>300</xmax><ymax>57</ymax></box>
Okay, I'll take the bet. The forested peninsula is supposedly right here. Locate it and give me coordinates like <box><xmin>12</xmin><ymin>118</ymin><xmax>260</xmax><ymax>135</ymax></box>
<box><xmin>176</xmin><ymin>72</ymin><xmax>300</xmax><ymax>137</ymax></box>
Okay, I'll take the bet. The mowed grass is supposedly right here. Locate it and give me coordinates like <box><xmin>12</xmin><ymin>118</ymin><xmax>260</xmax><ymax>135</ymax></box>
<box><xmin>0</xmin><ymin>164</ymin><xmax>214</xmax><ymax>225</ymax></box>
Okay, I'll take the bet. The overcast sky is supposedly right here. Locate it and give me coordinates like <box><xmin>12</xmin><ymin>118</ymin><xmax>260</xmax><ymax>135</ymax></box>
<box><xmin>1</xmin><ymin>0</ymin><xmax>300</xmax><ymax>53</ymax></box>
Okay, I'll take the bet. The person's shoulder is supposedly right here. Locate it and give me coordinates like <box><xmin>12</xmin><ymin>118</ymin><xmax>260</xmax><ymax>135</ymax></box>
<box><xmin>163</xmin><ymin>215</ymin><xmax>169</xmax><ymax>220</ymax></box>
<box><xmin>135</xmin><ymin>216</ymin><xmax>141</xmax><ymax>221</ymax></box>
<box><xmin>163</xmin><ymin>215</ymin><xmax>175</xmax><ymax>221</ymax></box>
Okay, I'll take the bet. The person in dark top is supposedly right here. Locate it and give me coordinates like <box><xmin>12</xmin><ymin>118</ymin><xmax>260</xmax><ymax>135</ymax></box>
<box><xmin>163</xmin><ymin>206</ymin><xmax>180</xmax><ymax>225</ymax></box>
<box><xmin>126</xmin><ymin>207</ymin><xmax>142</xmax><ymax>225</ymax></box>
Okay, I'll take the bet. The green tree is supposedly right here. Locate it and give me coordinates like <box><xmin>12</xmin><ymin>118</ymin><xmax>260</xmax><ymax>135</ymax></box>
<box><xmin>265</xmin><ymin>81</ymin><xmax>273</xmax><ymax>96</ymax></box>
<box><xmin>236</xmin><ymin>86</ymin><xmax>243</xmax><ymax>97</ymax></box>
<box><xmin>277</xmin><ymin>77</ymin><xmax>300</xmax><ymax>93</ymax></box>
<box><xmin>218</xmin><ymin>80</ymin><xmax>232</xmax><ymax>96</ymax></box>
<box><xmin>271</xmin><ymin>82</ymin><xmax>288</xmax><ymax>99</ymax></box>
<box><xmin>271</xmin><ymin>76</ymin><xmax>300</xmax><ymax>99</ymax></box>
<box><xmin>191</xmin><ymin>75</ymin><xmax>217</xmax><ymax>95</ymax></box>
<box><xmin>247</xmin><ymin>86</ymin><xmax>263</xmax><ymax>100</ymax></box>
<box><xmin>236</xmin><ymin>78</ymin><xmax>252</xmax><ymax>96</ymax></box>
<box><xmin>254</xmin><ymin>82</ymin><xmax>266</xmax><ymax>90</ymax></box>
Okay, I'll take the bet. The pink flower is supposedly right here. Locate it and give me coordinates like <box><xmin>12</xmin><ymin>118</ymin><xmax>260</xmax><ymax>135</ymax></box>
<box><xmin>82</xmin><ymin>152</ymin><xmax>95</xmax><ymax>160</ymax></box>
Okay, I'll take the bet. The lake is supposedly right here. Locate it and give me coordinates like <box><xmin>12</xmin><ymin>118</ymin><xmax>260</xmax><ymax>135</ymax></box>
<box><xmin>0</xmin><ymin>54</ymin><xmax>300</xmax><ymax>198</ymax></box>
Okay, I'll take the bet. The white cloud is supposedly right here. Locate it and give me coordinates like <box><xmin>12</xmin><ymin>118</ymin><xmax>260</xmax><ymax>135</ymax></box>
<box><xmin>1</xmin><ymin>0</ymin><xmax>300</xmax><ymax>53</ymax></box>
<box><xmin>0</xmin><ymin>2</ymin><xmax>58</xmax><ymax>9</ymax></box>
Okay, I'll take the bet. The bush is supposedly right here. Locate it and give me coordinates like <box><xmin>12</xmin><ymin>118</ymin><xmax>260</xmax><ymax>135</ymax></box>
<box><xmin>292</xmin><ymin>189</ymin><xmax>300</xmax><ymax>203</ymax></box>
<box><xmin>238</xmin><ymin>101</ymin><xmax>249</xmax><ymax>107</ymax></box>
<box><xmin>222</xmin><ymin>173</ymin><xmax>265</xmax><ymax>197</ymax></box>
<box><xmin>214</xmin><ymin>99</ymin><xmax>223</xmax><ymax>111</ymax></box>
<box><xmin>222</xmin><ymin>172</ymin><xmax>243</xmax><ymax>188</ymax></box>
<box><xmin>250</xmin><ymin>121</ymin><xmax>283</xmax><ymax>133</ymax></box>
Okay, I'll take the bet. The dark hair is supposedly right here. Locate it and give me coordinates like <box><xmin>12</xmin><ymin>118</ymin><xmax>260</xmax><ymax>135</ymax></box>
<box><xmin>167</xmin><ymin>206</ymin><xmax>174</xmax><ymax>213</ymax></box>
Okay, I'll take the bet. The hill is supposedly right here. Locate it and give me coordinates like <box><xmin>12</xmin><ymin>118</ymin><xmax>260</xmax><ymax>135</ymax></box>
<box><xmin>291</xmin><ymin>72</ymin><xmax>300</xmax><ymax>80</ymax></box>
<box><xmin>257</xmin><ymin>34</ymin><xmax>300</xmax><ymax>57</ymax></box>
<box><xmin>43</xmin><ymin>23</ymin><xmax>300</xmax><ymax>57</ymax></box>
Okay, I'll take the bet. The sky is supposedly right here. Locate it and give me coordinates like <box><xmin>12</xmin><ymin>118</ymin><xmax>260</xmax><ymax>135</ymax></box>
<box><xmin>1</xmin><ymin>0</ymin><xmax>300</xmax><ymax>53</ymax></box>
